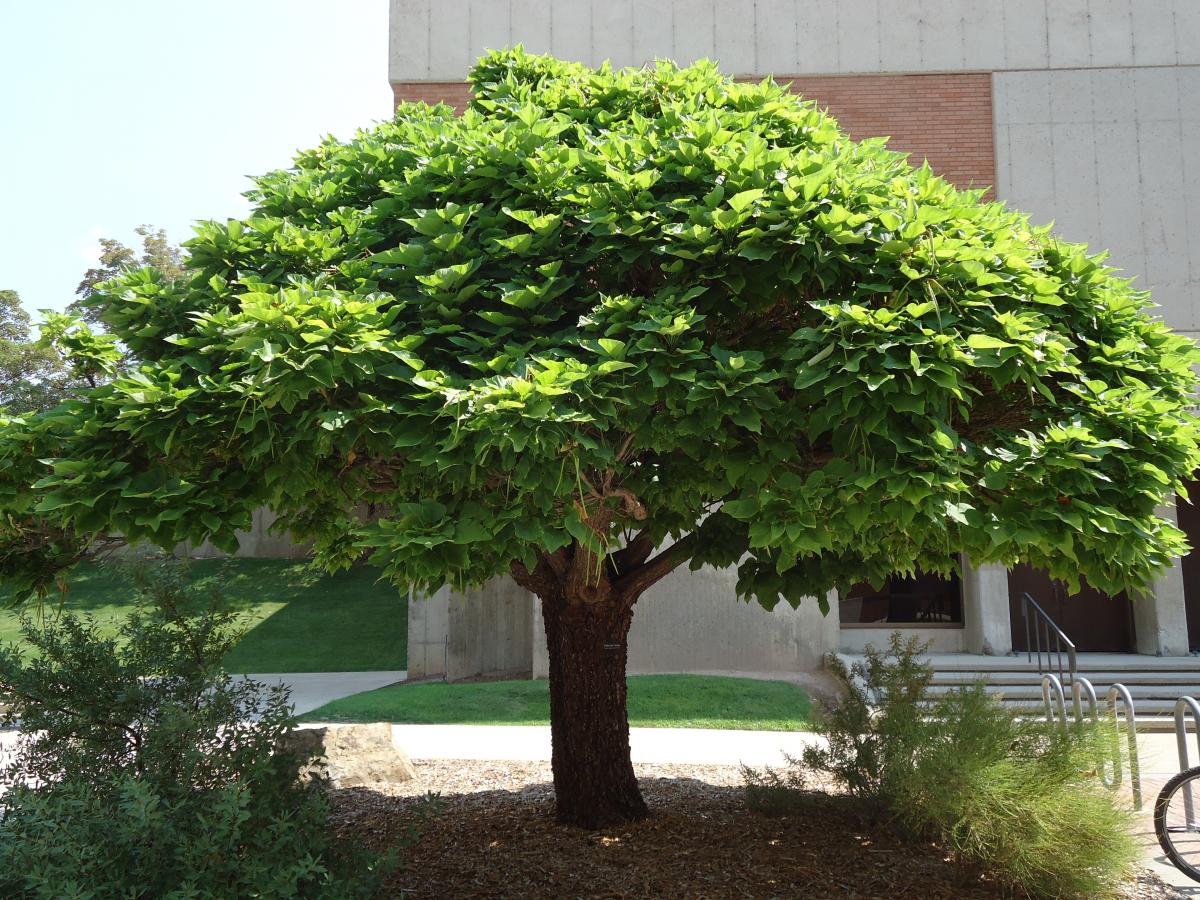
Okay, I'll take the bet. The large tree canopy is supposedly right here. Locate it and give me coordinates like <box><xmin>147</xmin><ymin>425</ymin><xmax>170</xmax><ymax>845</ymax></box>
<box><xmin>4</xmin><ymin>48</ymin><xmax>1195</xmax><ymax>602</ymax></box>
<box><xmin>2</xmin><ymin>48</ymin><xmax>1198</xmax><ymax>825</ymax></box>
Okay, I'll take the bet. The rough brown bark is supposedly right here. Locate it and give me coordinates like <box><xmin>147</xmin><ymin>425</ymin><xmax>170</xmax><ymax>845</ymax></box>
<box><xmin>510</xmin><ymin>528</ymin><xmax>698</xmax><ymax>829</ymax></box>
<box><xmin>539</xmin><ymin>585</ymin><xmax>647</xmax><ymax>828</ymax></box>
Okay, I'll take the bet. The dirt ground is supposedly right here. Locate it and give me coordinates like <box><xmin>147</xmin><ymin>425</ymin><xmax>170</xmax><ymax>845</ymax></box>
<box><xmin>328</xmin><ymin>759</ymin><xmax>1185</xmax><ymax>899</ymax></box>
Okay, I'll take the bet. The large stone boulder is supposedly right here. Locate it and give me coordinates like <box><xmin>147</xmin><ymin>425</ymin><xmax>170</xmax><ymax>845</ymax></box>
<box><xmin>283</xmin><ymin>723</ymin><xmax>417</xmax><ymax>789</ymax></box>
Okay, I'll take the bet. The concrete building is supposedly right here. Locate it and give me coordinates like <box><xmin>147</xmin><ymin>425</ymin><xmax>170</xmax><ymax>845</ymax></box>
<box><xmin>389</xmin><ymin>0</ymin><xmax>1200</xmax><ymax>679</ymax></box>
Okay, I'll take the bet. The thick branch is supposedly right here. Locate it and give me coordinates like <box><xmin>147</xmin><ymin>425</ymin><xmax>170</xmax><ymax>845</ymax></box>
<box><xmin>613</xmin><ymin>532</ymin><xmax>700</xmax><ymax>600</ymax></box>
<box><xmin>565</xmin><ymin>504</ymin><xmax>614</xmax><ymax>603</ymax></box>
<box><xmin>609</xmin><ymin>531</ymin><xmax>655</xmax><ymax>576</ymax></box>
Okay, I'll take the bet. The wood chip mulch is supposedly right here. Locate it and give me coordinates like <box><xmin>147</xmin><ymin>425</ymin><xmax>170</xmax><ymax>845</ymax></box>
<box><xmin>328</xmin><ymin>759</ymin><xmax>1185</xmax><ymax>899</ymax></box>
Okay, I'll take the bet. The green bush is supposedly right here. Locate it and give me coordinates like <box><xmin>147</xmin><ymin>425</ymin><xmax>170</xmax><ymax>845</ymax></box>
<box><xmin>0</xmin><ymin>561</ymin><xmax>393</xmax><ymax>899</ymax></box>
<box><xmin>747</xmin><ymin>633</ymin><xmax>1137</xmax><ymax>898</ymax></box>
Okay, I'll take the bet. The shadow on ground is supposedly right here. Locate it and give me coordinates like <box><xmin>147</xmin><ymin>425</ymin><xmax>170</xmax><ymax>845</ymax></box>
<box><xmin>330</xmin><ymin>778</ymin><xmax>1009</xmax><ymax>899</ymax></box>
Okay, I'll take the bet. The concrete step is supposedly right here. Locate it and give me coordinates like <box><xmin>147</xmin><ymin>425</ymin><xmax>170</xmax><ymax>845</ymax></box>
<box><xmin>925</xmin><ymin>682</ymin><xmax>1200</xmax><ymax>701</ymax></box>
<box><xmin>851</xmin><ymin>653</ymin><xmax>1200</xmax><ymax>673</ymax></box>
<box><xmin>834</xmin><ymin>652</ymin><xmax>1200</xmax><ymax>731</ymax></box>
<box><xmin>929</xmin><ymin>670</ymin><xmax>1200</xmax><ymax>686</ymax></box>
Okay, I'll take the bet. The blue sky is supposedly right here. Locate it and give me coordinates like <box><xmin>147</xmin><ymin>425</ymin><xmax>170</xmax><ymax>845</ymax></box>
<box><xmin>0</xmin><ymin>0</ymin><xmax>391</xmax><ymax>319</ymax></box>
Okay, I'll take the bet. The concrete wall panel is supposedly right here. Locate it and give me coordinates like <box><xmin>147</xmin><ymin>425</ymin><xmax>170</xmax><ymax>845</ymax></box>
<box><xmin>1001</xmin><ymin>0</ymin><xmax>1051</xmax><ymax>71</ymax></box>
<box><xmin>833</xmin><ymin>0</ymin><xmax>880</xmax><ymax>74</ymax></box>
<box><xmin>875</xmin><ymin>0</ymin><xmax>923</xmax><ymax>74</ymax></box>
<box><xmin>671</xmin><ymin>0</ymin><xmax>715</xmax><ymax>66</ymax></box>
<box><xmin>388</xmin><ymin>0</ymin><xmax>431</xmax><ymax>82</ymax></box>
<box><xmin>960</xmin><ymin>0</ymin><xmax>1007</xmax><ymax>71</ymax></box>
<box><xmin>1131</xmin><ymin>1</ymin><xmax>1178</xmax><ymax>67</ymax></box>
<box><xmin>550</xmin><ymin>0</ymin><xmax>595</xmax><ymax>64</ymax></box>
<box><xmin>594</xmin><ymin>0</ymin><xmax>634</xmax><ymax>65</ymax></box>
<box><xmin>468</xmin><ymin>0</ymin><xmax>511</xmax><ymax>62</ymax></box>
<box><xmin>754</xmin><ymin>0</ymin><xmax>799</xmax><ymax>75</ymax></box>
<box><xmin>995</xmin><ymin>70</ymin><xmax>1052</xmax><ymax>125</ymax></box>
<box><xmin>995</xmin><ymin>65</ymin><xmax>1200</xmax><ymax>339</ymax></box>
<box><xmin>410</xmin><ymin>578</ymin><xmax>534</xmax><ymax>681</ymax></box>
<box><xmin>177</xmin><ymin>508</ymin><xmax>310</xmax><ymax>560</ymax></box>
<box><xmin>712</xmin><ymin>0</ymin><xmax>756</xmax><ymax>75</ymax></box>
<box><xmin>839</xmin><ymin>627</ymin><xmax>966</xmax><ymax>654</ymax></box>
<box><xmin>428</xmin><ymin>1</ymin><xmax>472</xmax><ymax>76</ymax></box>
<box><xmin>1089</xmin><ymin>0</ymin><xmax>1135</xmax><ymax>68</ymax></box>
<box><xmin>794</xmin><ymin>0</ymin><xmax>839</xmax><ymax>76</ymax></box>
<box><xmin>918</xmin><ymin>0</ymin><xmax>966</xmax><ymax>73</ymax></box>
<box><xmin>509</xmin><ymin>0</ymin><xmax>552</xmax><ymax>55</ymax></box>
<box><xmin>1176</xmin><ymin>2</ymin><xmax>1200</xmax><ymax>67</ymax></box>
<box><xmin>631</xmin><ymin>0</ymin><xmax>673</xmax><ymax>68</ymax></box>
<box><xmin>1047</xmin><ymin>0</ymin><xmax>1093</xmax><ymax>69</ymax></box>
<box><xmin>392</xmin><ymin>1</ymin><xmax>1200</xmax><ymax>81</ymax></box>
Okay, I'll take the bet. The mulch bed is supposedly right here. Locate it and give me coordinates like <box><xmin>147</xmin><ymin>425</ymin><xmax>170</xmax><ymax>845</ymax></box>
<box><xmin>329</xmin><ymin>760</ymin><xmax>1183</xmax><ymax>899</ymax></box>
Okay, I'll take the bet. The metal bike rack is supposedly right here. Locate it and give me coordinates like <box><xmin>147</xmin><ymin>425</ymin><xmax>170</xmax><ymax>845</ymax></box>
<box><xmin>1036</xmin><ymin>676</ymin><xmax>1147</xmax><ymax>816</ymax></box>
<box><xmin>1175</xmin><ymin>696</ymin><xmax>1200</xmax><ymax>825</ymax></box>
<box><xmin>1108</xmin><ymin>683</ymin><xmax>1142</xmax><ymax>811</ymax></box>
<box><xmin>1072</xmin><ymin>675</ymin><xmax>1099</xmax><ymax>725</ymax></box>
<box><xmin>1042</xmin><ymin>673</ymin><xmax>1068</xmax><ymax>730</ymax></box>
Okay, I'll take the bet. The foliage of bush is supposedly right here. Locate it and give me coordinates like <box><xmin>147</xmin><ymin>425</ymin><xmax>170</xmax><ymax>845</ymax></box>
<box><xmin>0</xmin><ymin>561</ymin><xmax>392</xmax><ymax>899</ymax></box>
<box><xmin>746</xmin><ymin>634</ymin><xmax>1137</xmax><ymax>898</ymax></box>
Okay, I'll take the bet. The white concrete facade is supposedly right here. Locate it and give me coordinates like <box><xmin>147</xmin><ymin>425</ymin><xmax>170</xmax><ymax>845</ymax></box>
<box><xmin>391</xmin><ymin>1</ymin><xmax>1200</xmax><ymax>674</ymax></box>
<box><xmin>389</xmin><ymin>0</ymin><xmax>1200</xmax><ymax>81</ymax></box>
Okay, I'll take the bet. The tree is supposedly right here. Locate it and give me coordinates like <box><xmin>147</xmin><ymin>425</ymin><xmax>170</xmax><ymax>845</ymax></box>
<box><xmin>0</xmin><ymin>289</ymin><xmax>71</xmax><ymax>413</ymax></box>
<box><xmin>72</xmin><ymin>225</ymin><xmax>185</xmax><ymax>327</ymax></box>
<box><xmin>1</xmin><ymin>49</ymin><xmax>1198</xmax><ymax>827</ymax></box>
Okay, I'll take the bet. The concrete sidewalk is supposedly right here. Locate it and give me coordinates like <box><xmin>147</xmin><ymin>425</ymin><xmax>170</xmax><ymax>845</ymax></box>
<box><xmin>371</xmin><ymin>723</ymin><xmax>824</xmax><ymax>768</ymax></box>
<box><xmin>1129</xmin><ymin>733</ymin><xmax>1200</xmax><ymax>893</ymax></box>
<box><xmin>237</xmin><ymin>670</ymin><xmax>407</xmax><ymax>715</ymax></box>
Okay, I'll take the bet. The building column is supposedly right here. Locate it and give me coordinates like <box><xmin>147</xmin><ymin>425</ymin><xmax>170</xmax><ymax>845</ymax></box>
<box><xmin>1133</xmin><ymin>502</ymin><xmax>1190</xmax><ymax>656</ymax></box>
<box><xmin>962</xmin><ymin>556</ymin><xmax>1012</xmax><ymax>655</ymax></box>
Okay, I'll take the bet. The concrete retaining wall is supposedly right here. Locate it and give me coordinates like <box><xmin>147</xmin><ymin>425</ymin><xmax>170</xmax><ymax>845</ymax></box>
<box><xmin>407</xmin><ymin>578</ymin><xmax>533</xmax><ymax>681</ymax></box>
<box><xmin>529</xmin><ymin>563</ymin><xmax>838</xmax><ymax>679</ymax></box>
<box><xmin>176</xmin><ymin>507</ymin><xmax>310</xmax><ymax>560</ymax></box>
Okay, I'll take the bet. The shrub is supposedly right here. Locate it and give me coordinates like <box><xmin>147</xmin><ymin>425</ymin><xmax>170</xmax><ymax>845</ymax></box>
<box><xmin>747</xmin><ymin>633</ymin><xmax>1138</xmax><ymax>899</ymax></box>
<box><xmin>0</xmin><ymin>560</ymin><xmax>393</xmax><ymax>899</ymax></box>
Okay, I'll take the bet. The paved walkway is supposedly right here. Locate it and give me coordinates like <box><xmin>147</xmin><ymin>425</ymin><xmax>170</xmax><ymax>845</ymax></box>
<box><xmin>236</xmin><ymin>670</ymin><xmax>407</xmax><ymax>715</ymax></box>
<box><xmin>377</xmin><ymin>723</ymin><xmax>823</xmax><ymax>768</ymax></box>
<box><xmin>1131</xmin><ymin>733</ymin><xmax>1200</xmax><ymax>893</ymax></box>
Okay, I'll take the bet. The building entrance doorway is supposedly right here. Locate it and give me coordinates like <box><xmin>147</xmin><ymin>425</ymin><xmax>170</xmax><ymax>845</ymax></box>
<box><xmin>1007</xmin><ymin>564</ymin><xmax>1134</xmax><ymax>653</ymax></box>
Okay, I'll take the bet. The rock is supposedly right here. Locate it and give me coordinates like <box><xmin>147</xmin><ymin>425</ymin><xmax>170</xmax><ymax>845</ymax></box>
<box><xmin>283</xmin><ymin>723</ymin><xmax>417</xmax><ymax>789</ymax></box>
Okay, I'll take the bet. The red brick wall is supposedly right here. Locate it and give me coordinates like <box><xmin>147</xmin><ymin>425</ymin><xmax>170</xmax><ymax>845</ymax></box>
<box><xmin>392</xmin><ymin>82</ymin><xmax>471</xmax><ymax>112</ymax></box>
<box><xmin>391</xmin><ymin>71</ymin><xmax>995</xmax><ymax>194</ymax></box>
<box><xmin>780</xmin><ymin>73</ymin><xmax>996</xmax><ymax>195</ymax></box>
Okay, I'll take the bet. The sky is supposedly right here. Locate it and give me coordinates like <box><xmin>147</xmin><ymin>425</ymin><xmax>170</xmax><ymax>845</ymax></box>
<box><xmin>0</xmin><ymin>0</ymin><xmax>392</xmax><ymax>319</ymax></box>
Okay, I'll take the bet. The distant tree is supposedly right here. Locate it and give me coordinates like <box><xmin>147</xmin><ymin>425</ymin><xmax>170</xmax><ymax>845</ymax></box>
<box><xmin>0</xmin><ymin>290</ymin><xmax>70</xmax><ymax>414</ymax></box>
<box><xmin>1</xmin><ymin>50</ymin><xmax>1198</xmax><ymax>828</ymax></box>
<box><xmin>71</xmin><ymin>226</ymin><xmax>185</xmax><ymax>327</ymax></box>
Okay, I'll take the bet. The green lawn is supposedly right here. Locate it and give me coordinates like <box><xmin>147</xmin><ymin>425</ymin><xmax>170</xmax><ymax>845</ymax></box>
<box><xmin>303</xmin><ymin>674</ymin><xmax>811</xmax><ymax>731</ymax></box>
<box><xmin>0</xmin><ymin>558</ymin><xmax>407</xmax><ymax>673</ymax></box>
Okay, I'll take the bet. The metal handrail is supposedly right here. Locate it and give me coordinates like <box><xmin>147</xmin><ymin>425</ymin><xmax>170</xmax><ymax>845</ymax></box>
<box><xmin>1021</xmin><ymin>592</ymin><xmax>1077</xmax><ymax>687</ymax></box>
<box><xmin>1107</xmin><ymin>683</ymin><xmax>1142</xmax><ymax>810</ymax></box>
<box><xmin>1042</xmin><ymin>673</ymin><xmax>1068</xmax><ymax>730</ymax></box>
<box><xmin>1175</xmin><ymin>696</ymin><xmax>1200</xmax><ymax>825</ymax></box>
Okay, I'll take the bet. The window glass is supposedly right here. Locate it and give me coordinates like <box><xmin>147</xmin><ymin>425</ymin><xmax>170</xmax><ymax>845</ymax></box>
<box><xmin>839</xmin><ymin>570</ymin><xmax>963</xmax><ymax>625</ymax></box>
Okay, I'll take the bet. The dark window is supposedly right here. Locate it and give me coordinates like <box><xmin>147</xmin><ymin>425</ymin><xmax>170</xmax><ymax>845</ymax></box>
<box><xmin>839</xmin><ymin>570</ymin><xmax>963</xmax><ymax>625</ymax></box>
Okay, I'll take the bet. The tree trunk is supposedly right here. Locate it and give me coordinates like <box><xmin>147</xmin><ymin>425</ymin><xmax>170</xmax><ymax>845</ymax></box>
<box><xmin>540</xmin><ymin>588</ymin><xmax>647</xmax><ymax>828</ymax></box>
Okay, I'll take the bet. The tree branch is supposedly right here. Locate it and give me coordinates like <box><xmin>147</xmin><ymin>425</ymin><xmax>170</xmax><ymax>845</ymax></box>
<box><xmin>609</xmin><ymin>531</ymin><xmax>655</xmax><ymax>576</ymax></box>
<box><xmin>613</xmin><ymin>532</ymin><xmax>700</xmax><ymax>600</ymax></box>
